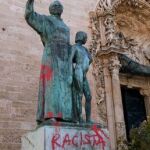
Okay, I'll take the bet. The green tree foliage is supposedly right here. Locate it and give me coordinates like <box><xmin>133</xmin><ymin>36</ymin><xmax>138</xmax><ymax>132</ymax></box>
<box><xmin>128</xmin><ymin>118</ymin><xmax>150</xmax><ymax>150</ymax></box>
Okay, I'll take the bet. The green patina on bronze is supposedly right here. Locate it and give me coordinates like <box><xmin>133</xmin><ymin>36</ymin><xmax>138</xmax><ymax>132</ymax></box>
<box><xmin>70</xmin><ymin>32</ymin><xmax>93</xmax><ymax>123</ymax></box>
<box><xmin>25</xmin><ymin>0</ymin><xmax>72</xmax><ymax>123</ymax></box>
<box><xmin>25</xmin><ymin>0</ymin><xmax>93</xmax><ymax>124</ymax></box>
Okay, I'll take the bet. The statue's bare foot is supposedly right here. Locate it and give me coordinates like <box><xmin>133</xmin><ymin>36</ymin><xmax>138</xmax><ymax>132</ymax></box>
<box><xmin>37</xmin><ymin>120</ymin><xmax>42</xmax><ymax>125</ymax></box>
<box><xmin>86</xmin><ymin>119</ymin><xmax>94</xmax><ymax>124</ymax></box>
<box><xmin>49</xmin><ymin>118</ymin><xmax>57</xmax><ymax>123</ymax></box>
<box><xmin>78</xmin><ymin>117</ymin><xmax>85</xmax><ymax>124</ymax></box>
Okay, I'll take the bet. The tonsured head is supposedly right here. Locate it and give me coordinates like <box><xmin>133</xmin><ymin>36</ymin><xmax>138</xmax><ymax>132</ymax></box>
<box><xmin>49</xmin><ymin>0</ymin><xmax>63</xmax><ymax>16</ymax></box>
<box><xmin>75</xmin><ymin>31</ymin><xmax>87</xmax><ymax>44</ymax></box>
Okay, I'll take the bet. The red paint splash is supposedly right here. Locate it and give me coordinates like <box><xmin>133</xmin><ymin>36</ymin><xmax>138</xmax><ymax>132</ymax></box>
<box><xmin>40</xmin><ymin>65</ymin><xmax>53</xmax><ymax>81</ymax></box>
<box><xmin>91</xmin><ymin>124</ymin><xmax>109</xmax><ymax>150</ymax></box>
<box><xmin>47</xmin><ymin>112</ymin><xmax>54</xmax><ymax>118</ymax></box>
<box><xmin>45</xmin><ymin>112</ymin><xmax>63</xmax><ymax>119</ymax></box>
<box><xmin>40</xmin><ymin>65</ymin><xmax>52</xmax><ymax>118</ymax></box>
<box><xmin>57</xmin><ymin>112</ymin><xmax>63</xmax><ymax>118</ymax></box>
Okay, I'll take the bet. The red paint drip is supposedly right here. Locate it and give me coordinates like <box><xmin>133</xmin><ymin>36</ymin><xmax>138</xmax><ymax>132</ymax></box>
<box><xmin>40</xmin><ymin>65</ymin><xmax>53</xmax><ymax>81</ymax></box>
<box><xmin>57</xmin><ymin>112</ymin><xmax>63</xmax><ymax>118</ymax></box>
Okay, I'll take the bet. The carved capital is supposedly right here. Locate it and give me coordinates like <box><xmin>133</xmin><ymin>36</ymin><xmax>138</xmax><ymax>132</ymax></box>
<box><xmin>109</xmin><ymin>55</ymin><xmax>121</xmax><ymax>75</ymax></box>
<box><xmin>140</xmin><ymin>89</ymin><xmax>150</xmax><ymax>97</ymax></box>
<box><xmin>95</xmin><ymin>0</ymin><xmax>118</xmax><ymax>17</ymax></box>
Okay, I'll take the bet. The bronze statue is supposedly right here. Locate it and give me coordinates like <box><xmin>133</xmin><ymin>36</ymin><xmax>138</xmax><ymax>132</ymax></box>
<box><xmin>25</xmin><ymin>0</ymin><xmax>73</xmax><ymax>124</ymax></box>
<box><xmin>71</xmin><ymin>31</ymin><xmax>93</xmax><ymax>123</ymax></box>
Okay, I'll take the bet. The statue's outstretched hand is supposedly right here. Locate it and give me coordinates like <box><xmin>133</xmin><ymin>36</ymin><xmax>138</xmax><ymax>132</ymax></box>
<box><xmin>26</xmin><ymin>0</ymin><xmax>34</xmax><ymax>6</ymax></box>
<box><xmin>28</xmin><ymin>0</ymin><xmax>34</xmax><ymax>3</ymax></box>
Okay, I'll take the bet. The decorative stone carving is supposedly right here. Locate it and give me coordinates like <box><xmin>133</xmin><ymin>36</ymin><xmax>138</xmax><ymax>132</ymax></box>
<box><xmin>109</xmin><ymin>55</ymin><xmax>121</xmax><ymax>75</ymax></box>
<box><xmin>113</xmin><ymin>0</ymin><xmax>150</xmax><ymax>65</ymax></box>
<box><xmin>89</xmin><ymin>12</ymin><xmax>100</xmax><ymax>57</ymax></box>
<box><xmin>113</xmin><ymin>0</ymin><xmax>150</xmax><ymax>9</ymax></box>
<box><xmin>144</xmin><ymin>51</ymin><xmax>150</xmax><ymax>61</ymax></box>
<box><xmin>92</xmin><ymin>57</ymin><xmax>107</xmax><ymax>124</ymax></box>
<box><xmin>96</xmin><ymin>0</ymin><xmax>113</xmax><ymax>14</ymax></box>
<box><xmin>140</xmin><ymin>89</ymin><xmax>150</xmax><ymax>97</ymax></box>
<box><xmin>89</xmin><ymin>1</ymin><xmax>144</xmax><ymax>57</ymax></box>
<box><xmin>104</xmin><ymin>14</ymin><xmax>115</xmax><ymax>46</ymax></box>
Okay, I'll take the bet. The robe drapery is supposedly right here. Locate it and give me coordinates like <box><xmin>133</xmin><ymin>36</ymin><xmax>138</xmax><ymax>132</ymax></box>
<box><xmin>25</xmin><ymin>11</ymin><xmax>72</xmax><ymax>122</ymax></box>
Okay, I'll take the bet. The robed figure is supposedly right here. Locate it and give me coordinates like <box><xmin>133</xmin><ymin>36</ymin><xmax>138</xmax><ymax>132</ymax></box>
<box><xmin>25</xmin><ymin>0</ymin><xmax>72</xmax><ymax>124</ymax></box>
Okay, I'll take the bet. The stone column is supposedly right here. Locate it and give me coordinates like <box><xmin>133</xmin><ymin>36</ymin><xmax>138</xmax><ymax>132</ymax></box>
<box><xmin>109</xmin><ymin>55</ymin><xmax>126</xmax><ymax>141</ymax></box>
<box><xmin>140</xmin><ymin>89</ymin><xmax>150</xmax><ymax>118</ymax></box>
<box><xmin>102</xmin><ymin>56</ymin><xmax>117</xmax><ymax>150</ymax></box>
<box><xmin>145</xmin><ymin>96</ymin><xmax>150</xmax><ymax>118</ymax></box>
<box><xmin>89</xmin><ymin>1</ymin><xmax>128</xmax><ymax>149</ymax></box>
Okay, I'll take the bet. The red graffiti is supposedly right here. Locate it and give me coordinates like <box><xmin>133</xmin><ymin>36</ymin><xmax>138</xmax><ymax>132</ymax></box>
<box><xmin>72</xmin><ymin>134</ymin><xmax>78</xmax><ymax>147</ymax></box>
<box><xmin>52</xmin><ymin>134</ymin><xmax>61</xmax><ymax>150</ymax></box>
<box><xmin>47</xmin><ymin>112</ymin><xmax>54</xmax><ymax>118</ymax></box>
<box><xmin>62</xmin><ymin>134</ymin><xmax>72</xmax><ymax>148</ymax></box>
<box><xmin>45</xmin><ymin>112</ymin><xmax>63</xmax><ymax>120</ymax></box>
<box><xmin>40</xmin><ymin>65</ymin><xmax>53</xmax><ymax>81</ymax></box>
<box><xmin>51</xmin><ymin>124</ymin><xmax>109</xmax><ymax>150</ymax></box>
<box><xmin>91</xmin><ymin>125</ymin><xmax>109</xmax><ymax>150</ymax></box>
<box><xmin>57</xmin><ymin>112</ymin><xmax>63</xmax><ymax>118</ymax></box>
<box><xmin>40</xmin><ymin>65</ymin><xmax>53</xmax><ymax>117</ymax></box>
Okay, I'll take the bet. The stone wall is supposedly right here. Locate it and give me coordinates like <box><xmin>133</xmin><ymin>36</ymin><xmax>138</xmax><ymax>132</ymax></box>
<box><xmin>0</xmin><ymin>0</ymin><xmax>98</xmax><ymax>150</ymax></box>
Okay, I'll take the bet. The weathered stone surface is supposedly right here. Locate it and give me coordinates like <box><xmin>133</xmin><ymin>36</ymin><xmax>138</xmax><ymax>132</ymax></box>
<box><xmin>22</xmin><ymin>125</ymin><xmax>110</xmax><ymax>150</ymax></box>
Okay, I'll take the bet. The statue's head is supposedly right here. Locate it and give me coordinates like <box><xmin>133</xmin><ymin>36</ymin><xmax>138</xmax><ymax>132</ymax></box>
<box><xmin>75</xmin><ymin>31</ymin><xmax>87</xmax><ymax>44</ymax></box>
<box><xmin>49</xmin><ymin>0</ymin><xmax>63</xmax><ymax>16</ymax></box>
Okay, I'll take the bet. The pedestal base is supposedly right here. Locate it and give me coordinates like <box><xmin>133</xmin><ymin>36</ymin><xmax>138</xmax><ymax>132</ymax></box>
<box><xmin>22</xmin><ymin>124</ymin><xmax>110</xmax><ymax>150</ymax></box>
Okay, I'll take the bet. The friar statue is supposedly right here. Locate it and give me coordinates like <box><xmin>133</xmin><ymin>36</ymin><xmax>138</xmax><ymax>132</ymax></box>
<box><xmin>70</xmin><ymin>31</ymin><xmax>93</xmax><ymax>123</ymax></box>
<box><xmin>25</xmin><ymin>0</ymin><xmax>73</xmax><ymax>124</ymax></box>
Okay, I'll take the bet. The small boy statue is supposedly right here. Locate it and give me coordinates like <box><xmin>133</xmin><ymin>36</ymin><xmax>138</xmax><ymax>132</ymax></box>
<box><xmin>70</xmin><ymin>31</ymin><xmax>93</xmax><ymax>123</ymax></box>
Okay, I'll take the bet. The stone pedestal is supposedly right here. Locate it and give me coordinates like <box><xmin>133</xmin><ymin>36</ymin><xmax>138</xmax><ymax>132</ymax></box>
<box><xmin>21</xmin><ymin>124</ymin><xmax>110</xmax><ymax>150</ymax></box>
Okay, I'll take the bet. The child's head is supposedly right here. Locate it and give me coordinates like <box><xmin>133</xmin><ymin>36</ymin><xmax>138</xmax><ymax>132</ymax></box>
<box><xmin>75</xmin><ymin>31</ymin><xmax>87</xmax><ymax>44</ymax></box>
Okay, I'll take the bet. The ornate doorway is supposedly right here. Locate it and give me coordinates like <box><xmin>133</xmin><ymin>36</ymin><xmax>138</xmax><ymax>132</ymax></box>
<box><xmin>121</xmin><ymin>86</ymin><xmax>147</xmax><ymax>140</ymax></box>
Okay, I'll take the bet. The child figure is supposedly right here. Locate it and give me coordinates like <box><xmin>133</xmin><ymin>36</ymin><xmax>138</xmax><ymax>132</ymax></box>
<box><xmin>71</xmin><ymin>31</ymin><xmax>93</xmax><ymax>123</ymax></box>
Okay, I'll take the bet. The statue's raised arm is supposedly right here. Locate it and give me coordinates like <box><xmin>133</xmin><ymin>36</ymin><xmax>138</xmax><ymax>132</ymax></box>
<box><xmin>25</xmin><ymin>0</ymin><xmax>45</xmax><ymax>34</ymax></box>
<box><xmin>25</xmin><ymin>0</ymin><xmax>34</xmax><ymax>17</ymax></box>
